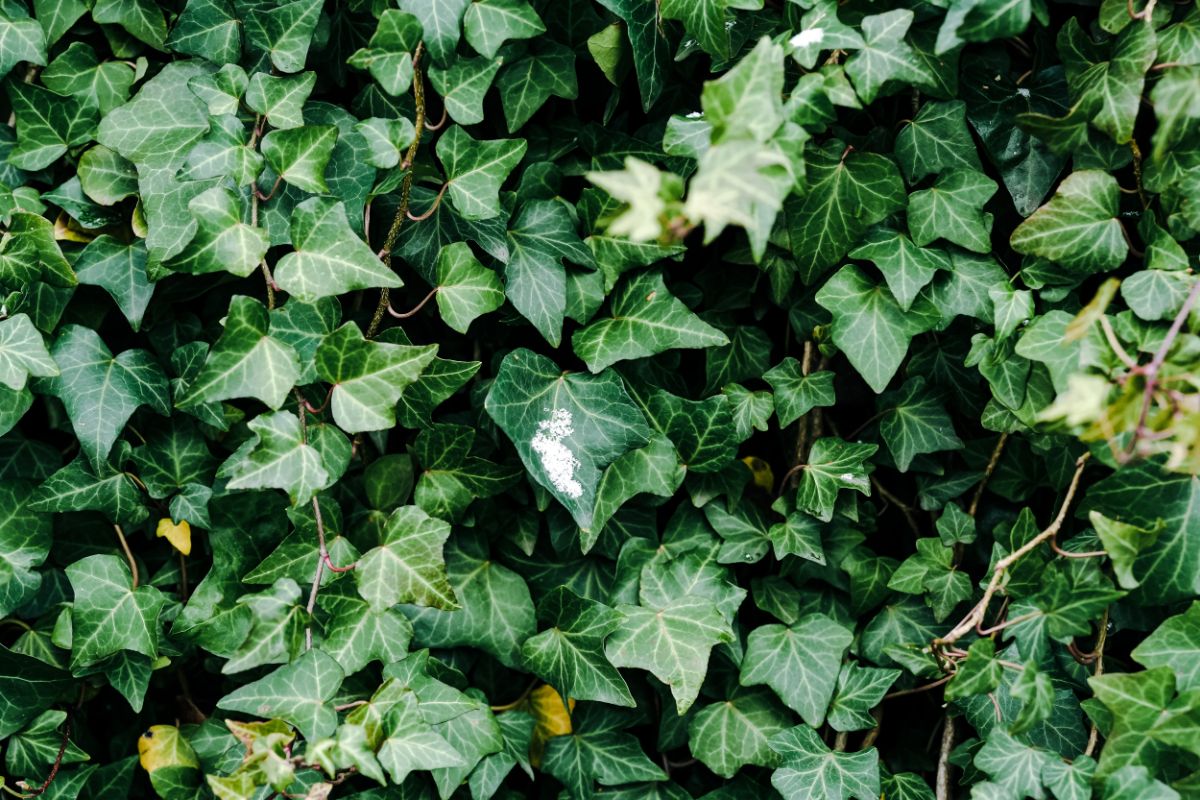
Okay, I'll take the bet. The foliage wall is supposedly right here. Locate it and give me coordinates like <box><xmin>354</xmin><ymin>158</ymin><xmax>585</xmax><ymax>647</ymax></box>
<box><xmin>0</xmin><ymin>0</ymin><xmax>1199</xmax><ymax>799</ymax></box>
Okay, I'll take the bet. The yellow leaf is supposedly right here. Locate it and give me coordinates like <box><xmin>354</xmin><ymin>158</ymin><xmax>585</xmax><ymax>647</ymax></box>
<box><xmin>53</xmin><ymin>212</ymin><xmax>95</xmax><ymax>243</ymax></box>
<box><xmin>527</xmin><ymin>684</ymin><xmax>574</xmax><ymax>767</ymax></box>
<box><xmin>137</xmin><ymin>725</ymin><xmax>199</xmax><ymax>773</ymax></box>
<box><xmin>742</xmin><ymin>455</ymin><xmax>774</xmax><ymax>492</ymax></box>
<box><xmin>156</xmin><ymin>518</ymin><xmax>192</xmax><ymax>556</ymax></box>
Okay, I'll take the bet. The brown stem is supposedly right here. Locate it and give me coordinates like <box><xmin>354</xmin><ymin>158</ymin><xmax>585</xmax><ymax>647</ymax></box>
<box><xmin>1049</xmin><ymin>537</ymin><xmax>1107</xmax><ymax>559</ymax></box>
<box><xmin>935</xmin><ymin>454</ymin><xmax>1090</xmax><ymax>650</ymax></box>
<box><xmin>884</xmin><ymin>675</ymin><xmax>953</xmax><ymax>700</ymax></box>
<box><xmin>387</xmin><ymin>287</ymin><xmax>438</xmax><ymax>319</ymax></box>
<box><xmin>406</xmin><ymin>182</ymin><xmax>448</xmax><ymax>221</ymax></box>
<box><xmin>871</xmin><ymin>477</ymin><xmax>921</xmax><ymax>537</ymax></box>
<box><xmin>260</xmin><ymin>261</ymin><xmax>275</xmax><ymax>311</ymax></box>
<box><xmin>333</xmin><ymin>700</ymin><xmax>367</xmax><ymax>712</ymax></box>
<box><xmin>861</xmin><ymin>706</ymin><xmax>883</xmax><ymax>749</ymax></box>
<box><xmin>833</xmin><ymin>731</ymin><xmax>849</xmax><ymax>752</ymax></box>
<box><xmin>114</xmin><ymin>525</ymin><xmax>138</xmax><ymax>590</ymax></box>
<box><xmin>14</xmin><ymin>717</ymin><xmax>70</xmax><ymax>797</ymax></box>
<box><xmin>976</xmin><ymin>610</ymin><xmax>1041</xmax><ymax>636</ymax></box>
<box><xmin>968</xmin><ymin>433</ymin><xmax>1009</xmax><ymax>517</ymax></box>
<box><xmin>1084</xmin><ymin>608</ymin><xmax>1110</xmax><ymax>757</ymax></box>
<box><xmin>424</xmin><ymin>105</ymin><xmax>448</xmax><ymax>131</ymax></box>
<box><xmin>254</xmin><ymin>175</ymin><xmax>283</xmax><ymax>202</ymax></box>
<box><xmin>936</xmin><ymin>715</ymin><xmax>955</xmax><ymax>800</ymax></box>
<box><xmin>367</xmin><ymin>42</ymin><xmax>428</xmax><ymax>339</ymax></box>
<box><xmin>1100</xmin><ymin>315</ymin><xmax>1137</xmax><ymax>369</ymax></box>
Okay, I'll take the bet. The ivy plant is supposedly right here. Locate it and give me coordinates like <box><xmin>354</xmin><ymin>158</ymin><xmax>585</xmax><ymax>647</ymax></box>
<box><xmin>0</xmin><ymin>1</ymin><xmax>1198</xmax><ymax>799</ymax></box>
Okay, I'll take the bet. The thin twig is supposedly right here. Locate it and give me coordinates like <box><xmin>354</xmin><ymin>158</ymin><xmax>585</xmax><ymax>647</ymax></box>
<box><xmin>968</xmin><ymin>433</ymin><xmax>1009</xmax><ymax>517</ymax></box>
<box><xmin>871</xmin><ymin>476</ymin><xmax>921</xmax><ymax>537</ymax></box>
<box><xmin>386</xmin><ymin>287</ymin><xmax>438</xmax><ymax>319</ymax></box>
<box><xmin>405</xmin><ymin>182</ymin><xmax>448</xmax><ymax>221</ymax></box>
<box><xmin>976</xmin><ymin>610</ymin><xmax>1041</xmax><ymax>636</ymax></box>
<box><xmin>114</xmin><ymin>525</ymin><xmax>138</xmax><ymax>590</ymax></box>
<box><xmin>13</xmin><ymin>717</ymin><xmax>70</xmax><ymax>797</ymax></box>
<box><xmin>1085</xmin><ymin>608</ymin><xmax>1110</xmax><ymax>757</ymax></box>
<box><xmin>936</xmin><ymin>454</ymin><xmax>1090</xmax><ymax>650</ymax></box>
<box><xmin>884</xmin><ymin>675</ymin><xmax>952</xmax><ymax>700</ymax></box>
<box><xmin>367</xmin><ymin>42</ymin><xmax>428</xmax><ymax>339</ymax></box>
<box><xmin>935</xmin><ymin>715</ymin><xmax>955</xmax><ymax>800</ymax></box>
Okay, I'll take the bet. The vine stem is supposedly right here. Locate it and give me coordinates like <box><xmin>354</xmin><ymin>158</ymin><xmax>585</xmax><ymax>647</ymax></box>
<box><xmin>935</xmin><ymin>715</ymin><xmax>956</xmax><ymax>800</ymax></box>
<box><xmin>967</xmin><ymin>433</ymin><xmax>1008</xmax><ymax>517</ymax></box>
<box><xmin>883</xmin><ymin>674</ymin><xmax>952</xmax><ymax>700</ymax></box>
<box><xmin>114</xmin><ymin>524</ymin><xmax>138</xmax><ymax>589</ymax></box>
<box><xmin>1125</xmin><ymin>279</ymin><xmax>1200</xmax><ymax>460</ymax></box>
<box><xmin>367</xmin><ymin>42</ymin><xmax>428</xmax><ymax>340</ymax></box>
<box><xmin>10</xmin><ymin>717</ymin><xmax>70</xmax><ymax>797</ymax></box>
<box><xmin>935</xmin><ymin>453</ymin><xmax>1090</xmax><ymax>650</ymax></box>
<box><xmin>1084</xmin><ymin>608</ymin><xmax>1110</xmax><ymax>757</ymax></box>
<box><xmin>406</xmin><ymin>182</ymin><xmax>448</xmax><ymax>221</ymax></box>
<box><xmin>387</xmin><ymin>287</ymin><xmax>438</xmax><ymax>319</ymax></box>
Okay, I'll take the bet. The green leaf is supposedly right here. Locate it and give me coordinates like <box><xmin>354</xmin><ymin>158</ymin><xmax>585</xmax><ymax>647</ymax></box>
<box><xmin>505</xmin><ymin>198</ymin><xmax>596</xmax><ymax>346</ymax></box>
<box><xmin>521</xmin><ymin>587</ymin><xmax>634</xmax><ymax>706</ymax></box>
<box><xmin>398</xmin><ymin>0</ymin><xmax>469</xmax><ymax>65</ymax></box>
<box><xmin>77</xmin><ymin>145</ymin><xmax>137</xmax><ymax>205</ymax></box>
<box><xmin>245</xmin><ymin>71</ymin><xmax>315</xmax><ymax>131</ymax></box>
<box><xmin>894</xmin><ymin>100</ymin><xmax>983</xmax><ymax>183</ymax></box>
<box><xmin>166</xmin><ymin>187</ymin><xmax>268</xmax><ymax>279</ymax></box>
<box><xmin>92</xmin><ymin>0</ymin><xmax>165</xmax><ymax>49</ymax></box>
<box><xmin>827</xmin><ymin>664</ymin><xmax>900</xmax><ymax>732</ymax></box>
<box><xmin>879</xmin><ymin>377</ymin><xmax>963</xmax><ymax>471</ymax></box>
<box><xmin>844</xmin><ymin>10</ymin><xmax>927</xmax><ymax>105</ymax></box>
<box><xmin>816</xmin><ymin>265</ymin><xmax>932</xmax><ymax>393</ymax></box>
<box><xmin>31</xmin><ymin>455</ymin><xmax>147</xmax><ymax>524</ymax></box>
<box><xmin>769</xmin><ymin>724</ymin><xmax>880</xmax><ymax>800</ymax></box>
<box><xmin>96</xmin><ymin>62</ymin><xmax>209</xmax><ymax>170</ymax></box>
<box><xmin>40</xmin><ymin>325</ymin><xmax>168</xmax><ymax>469</ymax></box>
<box><xmin>428</xmin><ymin>56</ymin><xmax>502</xmax><ymax>127</ymax></box>
<box><xmin>0</xmin><ymin>8</ymin><xmax>46</xmax><ymax>80</ymax></box>
<box><xmin>8</xmin><ymin>79</ymin><xmax>97</xmax><ymax>171</ymax></box>
<box><xmin>0</xmin><ymin>314</ymin><xmax>56</xmax><ymax>391</ymax></box>
<box><xmin>763</xmin><ymin>361</ymin><xmax>834</xmax><ymax>428</ymax></box>
<box><xmin>848</xmin><ymin>227</ymin><xmax>950</xmax><ymax>312</ymax></box>
<box><xmin>1132</xmin><ymin>602</ymin><xmax>1200</xmax><ymax>692</ymax></box>
<box><xmin>314</xmin><ymin>322</ymin><xmax>435</xmax><ymax>433</ymax></box>
<box><xmin>786</xmin><ymin>142</ymin><xmax>906</xmax><ymax>284</ymax></box>
<box><xmin>605</xmin><ymin>595</ymin><xmax>733</xmax><ymax>714</ymax></box>
<box><xmin>217</xmin><ymin>411</ymin><xmax>349</xmax><ymax>505</ymax></box>
<box><xmin>497</xmin><ymin>40</ymin><xmax>577</xmax><ymax>133</ymax></box>
<box><xmin>403</xmin><ymin>532</ymin><xmax>535</xmax><ymax>668</ymax></box>
<box><xmin>973</xmin><ymin>730</ymin><xmax>1054</xmax><ymax>797</ymax></box>
<box><xmin>740</xmin><ymin>614</ymin><xmax>853</xmax><ymax>726</ymax></box>
<box><xmin>1061</xmin><ymin>18</ymin><xmax>1157</xmax><ymax>144</ymax></box>
<box><xmin>0</xmin><ymin>481</ymin><xmax>50</xmax><ymax>618</ymax></box>
<box><xmin>437</xmin><ymin>125</ymin><xmax>527</xmax><ymax>220</ymax></box>
<box><xmin>217</xmin><ymin>649</ymin><xmax>344</xmax><ymax>742</ymax></box>
<box><xmin>0</xmin><ymin>646</ymin><xmax>72</xmax><ymax>739</ymax></box>
<box><xmin>660</xmin><ymin>0</ymin><xmax>730</xmax><ymax>59</ymax></box>
<box><xmin>274</xmin><ymin>197</ymin><xmax>404</xmax><ymax>302</ymax></box>
<box><xmin>433</xmin><ymin>241</ymin><xmax>504</xmax><ymax>334</ymax></box>
<box><xmin>906</xmin><ymin>168</ymin><xmax>997</xmax><ymax>253</ymax></box>
<box><xmin>463</xmin><ymin>0</ymin><xmax>544</xmax><ymax>59</ymax></box>
<box><xmin>484</xmin><ymin>348</ymin><xmax>650</xmax><ymax>530</ymax></box>
<box><xmin>355</xmin><ymin>505</ymin><xmax>457</xmax><ymax>612</ymax></box>
<box><xmin>1010</xmin><ymin>170</ymin><xmax>1128</xmax><ymax>274</ymax></box>
<box><xmin>347</xmin><ymin>9</ymin><xmax>421</xmax><ymax>95</ymax></box>
<box><xmin>244</xmin><ymin>0</ymin><xmax>322</xmax><ymax>73</ymax></box>
<box><xmin>701</xmin><ymin>36</ymin><xmax>784</xmax><ymax>143</ymax></box>
<box><xmin>689</xmin><ymin>686</ymin><xmax>792</xmax><ymax>778</ymax></box>
<box><xmin>65</xmin><ymin>554</ymin><xmax>166</xmax><ymax>669</ymax></box>
<box><xmin>794</xmin><ymin>437</ymin><xmax>877</xmax><ymax>522</ymax></box>
<box><xmin>167</xmin><ymin>0</ymin><xmax>241</xmax><ymax>65</ymax></box>
<box><xmin>261</xmin><ymin>125</ymin><xmax>337</xmax><ymax>194</ymax></box>
<box><xmin>572</xmin><ymin>270</ymin><xmax>727</xmax><ymax>372</ymax></box>
<box><xmin>177</xmin><ymin>296</ymin><xmax>300</xmax><ymax>411</ymax></box>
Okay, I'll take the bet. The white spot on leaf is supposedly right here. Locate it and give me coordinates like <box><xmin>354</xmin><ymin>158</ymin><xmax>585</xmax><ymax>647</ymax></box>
<box><xmin>789</xmin><ymin>28</ymin><xmax>824</xmax><ymax>48</ymax></box>
<box><xmin>532</xmin><ymin>408</ymin><xmax>584</xmax><ymax>499</ymax></box>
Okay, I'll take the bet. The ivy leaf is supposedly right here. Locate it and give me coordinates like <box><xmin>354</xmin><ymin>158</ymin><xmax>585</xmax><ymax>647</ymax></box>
<box><xmin>894</xmin><ymin>100</ymin><xmax>983</xmax><ymax>183</ymax></box>
<box><xmin>437</xmin><ymin>125</ymin><xmax>527</xmax><ymax>220</ymax></box>
<box><xmin>497</xmin><ymin>40</ymin><xmax>578</xmax><ymax>133</ymax></box>
<box><xmin>96</xmin><ymin>62</ymin><xmax>209</xmax><ymax>170</ymax></box>
<box><xmin>217</xmin><ymin>649</ymin><xmax>344</xmax><ymax>742</ymax></box>
<box><xmin>428</xmin><ymin>56</ymin><xmax>503</xmax><ymax>126</ymax></box>
<box><xmin>0</xmin><ymin>481</ymin><xmax>50</xmax><ymax>618</ymax></box>
<box><xmin>177</xmin><ymin>296</ymin><xmax>300</xmax><ymax>411</ymax></box>
<box><xmin>0</xmin><ymin>9</ymin><xmax>46</xmax><ymax>81</ymax></box>
<box><xmin>31</xmin><ymin>455</ymin><xmax>148</xmax><ymax>524</ymax></box>
<box><xmin>0</xmin><ymin>646</ymin><xmax>72</xmax><ymax>739</ymax></box>
<box><xmin>8</xmin><ymin>79</ymin><xmax>97</xmax><ymax>171</ymax></box>
<box><xmin>786</xmin><ymin>142</ymin><xmax>906</xmax><ymax>284</ymax></box>
<box><xmin>740</xmin><ymin>614</ymin><xmax>853</xmax><ymax>726</ymax></box>
<box><xmin>702</xmin><ymin>36</ymin><xmax>784</xmax><ymax>143</ymax></box>
<box><xmin>347</xmin><ymin>9</ymin><xmax>421</xmax><ymax>95</ymax></box>
<box><xmin>827</xmin><ymin>664</ymin><xmax>901</xmax><ymax>732</ymax></box>
<box><xmin>166</xmin><ymin>187</ymin><xmax>269</xmax><ymax>279</ymax></box>
<box><xmin>794</xmin><ymin>437</ymin><xmax>877</xmax><ymax>522</ymax></box>
<box><xmin>167</xmin><ymin>0</ymin><xmax>241</xmax><ymax>64</ymax></box>
<box><xmin>660</xmin><ymin>0</ymin><xmax>730</xmax><ymax>59</ymax></box>
<box><xmin>0</xmin><ymin>314</ymin><xmax>56</xmax><ymax>390</ymax></box>
<box><xmin>40</xmin><ymin>326</ymin><xmax>169</xmax><ymax>469</ymax></box>
<box><xmin>848</xmin><ymin>227</ymin><xmax>950</xmax><ymax>312</ymax></box>
<box><xmin>815</xmin><ymin>265</ymin><xmax>932</xmax><ymax>394</ymax></box>
<box><xmin>1132</xmin><ymin>602</ymin><xmax>1200</xmax><ymax>692</ymax></box>
<box><xmin>243</xmin><ymin>0</ymin><xmax>322</xmax><ymax>73</ymax></box>
<box><xmin>763</xmin><ymin>361</ymin><xmax>835</xmax><ymax>428</ymax></box>
<box><xmin>261</xmin><ymin>125</ymin><xmax>337</xmax><ymax>194</ymax></box>
<box><xmin>879</xmin><ymin>377</ymin><xmax>963</xmax><ymax>472</ymax></box>
<box><xmin>688</xmin><ymin>686</ymin><xmax>792</xmax><ymax>779</ymax></box>
<box><xmin>314</xmin><ymin>322</ymin><xmax>436</xmax><ymax>433</ymax></box>
<box><xmin>769</xmin><ymin>724</ymin><xmax>880</xmax><ymax>800</ymax></box>
<box><xmin>402</xmin><ymin>532</ymin><xmax>535</xmax><ymax>668</ymax></box>
<box><xmin>844</xmin><ymin>10</ymin><xmax>928</xmax><ymax>105</ymax></box>
<box><xmin>906</xmin><ymin>169</ymin><xmax>998</xmax><ymax>253</ymax></box>
<box><xmin>65</xmin><ymin>554</ymin><xmax>167</xmax><ymax>669</ymax></box>
<box><xmin>1061</xmin><ymin>18</ymin><xmax>1156</xmax><ymax>144</ymax></box>
<box><xmin>572</xmin><ymin>270</ymin><xmax>728</xmax><ymax>372</ymax></box>
<box><xmin>463</xmin><ymin>0</ymin><xmax>545</xmax><ymax>59</ymax></box>
<box><xmin>398</xmin><ymin>0</ymin><xmax>469</xmax><ymax>65</ymax></box>
<box><xmin>1010</xmin><ymin>171</ymin><xmax>1128</xmax><ymax>274</ymax></box>
<box><xmin>216</xmin><ymin>411</ymin><xmax>350</xmax><ymax>505</ymax></box>
<box><xmin>355</xmin><ymin>505</ymin><xmax>457</xmax><ymax>612</ymax></box>
<box><xmin>485</xmin><ymin>348</ymin><xmax>650</xmax><ymax>530</ymax></box>
<box><xmin>274</xmin><ymin>197</ymin><xmax>404</xmax><ymax>302</ymax></box>
<box><xmin>245</xmin><ymin>71</ymin><xmax>314</xmax><ymax>131</ymax></box>
<box><xmin>521</xmin><ymin>587</ymin><xmax>634</xmax><ymax>706</ymax></box>
<box><xmin>506</xmin><ymin>198</ymin><xmax>597</xmax><ymax>346</ymax></box>
<box><xmin>433</xmin><ymin>241</ymin><xmax>504</xmax><ymax>334</ymax></box>
<box><xmin>605</xmin><ymin>595</ymin><xmax>733</xmax><ymax>714</ymax></box>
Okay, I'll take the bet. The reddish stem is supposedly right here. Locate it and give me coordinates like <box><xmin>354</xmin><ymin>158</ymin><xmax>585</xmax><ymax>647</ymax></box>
<box><xmin>387</xmin><ymin>287</ymin><xmax>438</xmax><ymax>319</ymax></box>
